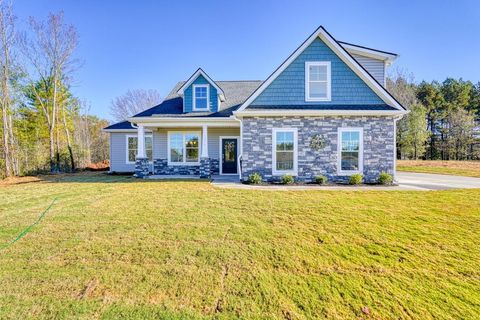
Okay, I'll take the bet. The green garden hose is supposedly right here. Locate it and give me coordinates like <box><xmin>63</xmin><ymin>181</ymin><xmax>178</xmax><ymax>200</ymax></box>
<box><xmin>0</xmin><ymin>198</ymin><xmax>57</xmax><ymax>252</ymax></box>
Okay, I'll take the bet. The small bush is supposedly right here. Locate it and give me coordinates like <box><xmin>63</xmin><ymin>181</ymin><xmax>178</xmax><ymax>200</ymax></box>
<box><xmin>281</xmin><ymin>174</ymin><xmax>295</xmax><ymax>185</ymax></box>
<box><xmin>348</xmin><ymin>173</ymin><xmax>363</xmax><ymax>185</ymax></box>
<box><xmin>247</xmin><ymin>172</ymin><xmax>262</xmax><ymax>184</ymax></box>
<box><xmin>378</xmin><ymin>172</ymin><xmax>393</xmax><ymax>185</ymax></box>
<box><xmin>315</xmin><ymin>175</ymin><xmax>328</xmax><ymax>185</ymax></box>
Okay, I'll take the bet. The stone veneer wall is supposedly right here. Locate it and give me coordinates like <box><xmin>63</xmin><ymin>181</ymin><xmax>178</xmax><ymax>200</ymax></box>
<box><xmin>134</xmin><ymin>157</ymin><xmax>150</xmax><ymax>178</ymax></box>
<box><xmin>152</xmin><ymin>158</ymin><xmax>219</xmax><ymax>176</ymax></box>
<box><xmin>241</xmin><ymin>116</ymin><xmax>395</xmax><ymax>183</ymax></box>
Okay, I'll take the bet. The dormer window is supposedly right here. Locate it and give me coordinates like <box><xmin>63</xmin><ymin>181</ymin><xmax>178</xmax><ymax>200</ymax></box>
<box><xmin>193</xmin><ymin>84</ymin><xmax>209</xmax><ymax>111</ymax></box>
<box><xmin>305</xmin><ymin>61</ymin><xmax>331</xmax><ymax>101</ymax></box>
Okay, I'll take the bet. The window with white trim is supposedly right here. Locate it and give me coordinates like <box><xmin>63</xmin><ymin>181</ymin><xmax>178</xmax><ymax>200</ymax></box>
<box><xmin>338</xmin><ymin>128</ymin><xmax>363</xmax><ymax>173</ymax></box>
<box><xmin>272</xmin><ymin>128</ymin><xmax>297</xmax><ymax>175</ymax></box>
<box><xmin>193</xmin><ymin>84</ymin><xmax>209</xmax><ymax>110</ymax></box>
<box><xmin>127</xmin><ymin>135</ymin><xmax>152</xmax><ymax>163</ymax></box>
<box><xmin>305</xmin><ymin>61</ymin><xmax>331</xmax><ymax>101</ymax></box>
<box><xmin>168</xmin><ymin>132</ymin><xmax>200</xmax><ymax>164</ymax></box>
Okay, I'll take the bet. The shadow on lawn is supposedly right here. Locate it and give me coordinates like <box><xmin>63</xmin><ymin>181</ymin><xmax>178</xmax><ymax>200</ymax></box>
<box><xmin>0</xmin><ymin>172</ymin><xmax>209</xmax><ymax>185</ymax></box>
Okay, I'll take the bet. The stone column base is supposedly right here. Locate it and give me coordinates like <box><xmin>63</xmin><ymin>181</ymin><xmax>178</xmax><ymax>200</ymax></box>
<box><xmin>199</xmin><ymin>157</ymin><xmax>211</xmax><ymax>179</ymax></box>
<box><xmin>134</xmin><ymin>157</ymin><xmax>150</xmax><ymax>178</ymax></box>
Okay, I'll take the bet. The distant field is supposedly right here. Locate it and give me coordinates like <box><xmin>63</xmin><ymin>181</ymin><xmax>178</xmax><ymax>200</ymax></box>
<box><xmin>0</xmin><ymin>173</ymin><xmax>479</xmax><ymax>319</ymax></box>
<box><xmin>397</xmin><ymin>160</ymin><xmax>480</xmax><ymax>177</ymax></box>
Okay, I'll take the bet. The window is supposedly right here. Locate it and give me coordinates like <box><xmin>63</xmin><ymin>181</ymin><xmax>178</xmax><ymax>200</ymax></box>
<box><xmin>193</xmin><ymin>84</ymin><xmax>209</xmax><ymax>110</ymax></box>
<box><xmin>168</xmin><ymin>132</ymin><xmax>200</xmax><ymax>164</ymax></box>
<box><xmin>338</xmin><ymin>128</ymin><xmax>363</xmax><ymax>174</ymax></box>
<box><xmin>126</xmin><ymin>135</ymin><xmax>152</xmax><ymax>163</ymax></box>
<box><xmin>272</xmin><ymin>128</ymin><xmax>297</xmax><ymax>175</ymax></box>
<box><xmin>305</xmin><ymin>61</ymin><xmax>331</xmax><ymax>101</ymax></box>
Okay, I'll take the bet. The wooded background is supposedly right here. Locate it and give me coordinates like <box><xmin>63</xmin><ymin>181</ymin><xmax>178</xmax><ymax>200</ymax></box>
<box><xmin>0</xmin><ymin>2</ymin><xmax>478</xmax><ymax>179</ymax></box>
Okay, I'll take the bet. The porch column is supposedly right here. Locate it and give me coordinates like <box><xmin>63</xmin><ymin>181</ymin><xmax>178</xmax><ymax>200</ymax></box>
<box><xmin>137</xmin><ymin>124</ymin><xmax>146</xmax><ymax>158</ymax></box>
<box><xmin>201</xmin><ymin>125</ymin><xmax>208</xmax><ymax>157</ymax></box>
<box><xmin>200</xmin><ymin>125</ymin><xmax>211</xmax><ymax>178</ymax></box>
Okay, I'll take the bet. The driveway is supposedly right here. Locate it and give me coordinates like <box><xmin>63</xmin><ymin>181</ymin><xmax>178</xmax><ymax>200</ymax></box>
<box><xmin>396</xmin><ymin>172</ymin><xmax>480</xmax><ymax>190</ymax></box>
<box><xmin>212</xmin><ymin>172</ymin><xmax>480</xmax><ymax>191</ymax></box>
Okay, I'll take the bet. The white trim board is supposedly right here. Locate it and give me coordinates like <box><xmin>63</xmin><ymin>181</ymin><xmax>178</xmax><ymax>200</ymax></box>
<box><xmin>219</xmin><ymin>136</ymin><xmax>240</xmax><ymax>175</ymax></box>
<box><xmin>236</xmin><ymin>26</ymin><xmax>405</xmax><ymax>113</ymax></box>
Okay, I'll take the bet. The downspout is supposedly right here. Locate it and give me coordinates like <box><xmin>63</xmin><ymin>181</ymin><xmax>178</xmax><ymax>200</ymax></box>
<box><xmin>393</xmin><ymin>115</ymin><xmax>404</xmax><ymax>182</ymax></box>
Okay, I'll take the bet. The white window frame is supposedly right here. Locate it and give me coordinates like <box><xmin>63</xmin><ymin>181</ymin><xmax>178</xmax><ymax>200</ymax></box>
<box><xmin>125</xmin><ymin>134</ymin><xmax>153</xmax><ymax>164</ymax></box>
<box><xmin>192</xmin><ymin>84</ymin><xmax>210</xmax><ymax>111</ymax></box>
<box><xmin>305</xmin><ymin>61</ymin><xmax>331</xmax><ymax>102</ymax></box>
<box><xmin>272</xmin><ymin>128</ymin><xmax>298</xmax><ymax>176</ymax></box>
<box><xmin>337</xmin><ymin>127</ymin><xmax>364</xmax><ymax>175</ymax></box>
<box><xmin>167</xmin><ymin>131</ymin><xmax>201</xmax><ymax>165</ymax></box>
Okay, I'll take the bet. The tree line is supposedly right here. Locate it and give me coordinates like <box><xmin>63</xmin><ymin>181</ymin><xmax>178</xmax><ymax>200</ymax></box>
<box><xmin>0</xmin><ymin>2</ymin><xmax>108</xmax><ymax>179</ymax></box>
<box><xmin>388</xmin><ymin>71</ymin><xmax>480</xmax><ymax>160</ymax></box>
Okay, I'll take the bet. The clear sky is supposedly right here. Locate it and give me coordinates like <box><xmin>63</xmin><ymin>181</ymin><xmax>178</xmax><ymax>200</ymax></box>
<box><xmin>14</xmin><ymin>0</ymin><xmax>480</xmax><ymax>121</ymax></box>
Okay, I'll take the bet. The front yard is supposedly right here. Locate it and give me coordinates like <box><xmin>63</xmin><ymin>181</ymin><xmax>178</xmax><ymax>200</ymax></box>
<box><xmin>0</xmin><ymin>173</ymin><xmax>479</xmax><ymax>319</ymax></box>
<box><xmin>397</xmin><ymin>160</ymin><xmax>480</xmax><ymax>177</ymax></box>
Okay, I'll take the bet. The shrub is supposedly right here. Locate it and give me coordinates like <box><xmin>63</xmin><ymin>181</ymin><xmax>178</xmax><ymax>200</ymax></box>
<box><xmin>348</xmin><ymin>173</ymin><xmax>363</xmax><ymax>185</ymax></box>
<box><xmin>281</xmin><ymin>174</ymin><xmax>295</xmax><ymax>185</ymax></box>
<box><xmin>247</xmin><ymin>172</ymin><xmax>262</xmax><ymax>184</ymax></box>
<box><xmin>315</xmin><ymin>175</ymin><xmax>328</xmax><ymax>185</ymax></box>
<box><xmin>378</xmin><ymin>172</ymin><xmax>393</xmax><ymax>185</ymax></box>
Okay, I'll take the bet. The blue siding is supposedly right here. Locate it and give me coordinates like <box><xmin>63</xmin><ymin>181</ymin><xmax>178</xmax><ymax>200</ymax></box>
<box><xmin>251</xmin><ymin>38</ymin><xmax>384</xmax><ymax>106</ymax></box>
<box><xmin>184</xmin><ymin>75</ymin><xmax>218</xmax><ymax>112</ymax></box>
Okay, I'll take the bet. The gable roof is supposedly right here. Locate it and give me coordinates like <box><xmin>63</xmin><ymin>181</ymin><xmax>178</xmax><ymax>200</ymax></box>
<box><xmin>236</xmin><ymin>26</ymin><xmax>406</xmax><ymax>113</ymax></box>
<box><xmin>339</xmin><ymin>41</ymin><xmax>398</xmax><ymax>63</ymax></box>
<box><xmin>177</xmin><ymin>68</ymin><xmax>225</xmax><ymax>100</ymax></box>
<box><xmin>131</xmin><ymin>80</ymin><xmax>262</xmax><ymax>118</ymax></box>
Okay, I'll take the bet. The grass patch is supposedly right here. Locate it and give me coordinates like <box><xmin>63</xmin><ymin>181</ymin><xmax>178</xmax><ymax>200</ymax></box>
<box><xmin>397</xmin><ymin>160</ymin><xmax>480</xmax><ymax>177</ymax></box>
<box><xmin>0</xmin><ymin>173</ymin><xmax>479</xmax><ymax>319</ymax></box>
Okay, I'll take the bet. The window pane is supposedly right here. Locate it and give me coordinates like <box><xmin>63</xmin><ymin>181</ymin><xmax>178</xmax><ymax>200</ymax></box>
<box><xmin>309</xmin><ymin>65</ymin><xmax>327</xmax><ymax>81</ymax></box>
<box><xmin>195</xmin><ymin>97</ymin><xmax>208</xmax><ymax>109</ymax></box>
<box><xmin>195</xmin><ymin>86</ymin><xmax>207</xmax><ymax>97</ymax></box>
<box><xmin>146</xmin><ymin>149</ymin><xmax>153</xmax><ymax>161</ymax></box>
<box><xmin>309</xmin><ymin>81</ymin><xmax>327</xmax><ymax>98</ymax></box>
<box><xmin>341</xmin><ymin>131</ymin><xmax>359</xmax><ymax>151</ymax></box>
<box><xmin>185</xmin><ymin>134</ymin><xmax>199</xmax><ymax>147</ymax></box>
<box><xmin>128</xmin><ymin>150</ymin><xmax>136</xmax><ymax>162</ymax></box>
<box><xmin>186</xmin><ymin>148</ymin><xmax>199</xmax><ymax>162</ymax></box>
<box><xmin>145</xmin><ymin>137</ymin><xmax>152</xmax><ymax>149</ymax></box>
<box><xmin>341</xmin><ymin>152</ymin><xmax>359</xmax><ymax>170</ymax></box>
<box><xmin>276</xmin><ymin>151</ymin><xmax>294</xmax><ymax>170</ymax></box>
<box><xmin>128</xmin><ymin>137</ymin><xmax>137</xmax><ymax>149</ymax></box>
<box><xmin>170</xmin><ymin>133</ymin><xmax>183</xmax><ymax>162</ymax></box>
<box><xmin>276</xmin><ymin>131</ymin><xmax>294</xmax><ymax>151</ymax></box>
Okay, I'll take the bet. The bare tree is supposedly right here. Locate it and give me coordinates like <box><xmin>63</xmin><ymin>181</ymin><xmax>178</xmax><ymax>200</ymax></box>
<box><xmin>20</xmin><ymin>11</ymin><xmax>78</xmax><ymax>172</ymax></box>
<box><xmin>0</xmin><ymin>0</ymin><xmax>17</xmax><ymax>177</ymax></box>
<box><xmin>110</xmin><ymin>89</ymin><xmax>162</xmax><ymax>121</ymax></box>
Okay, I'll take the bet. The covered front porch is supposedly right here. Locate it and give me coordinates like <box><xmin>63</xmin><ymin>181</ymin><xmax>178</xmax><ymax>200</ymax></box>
<box><xmin>132</xmin><ymin>118</ymin><xmax>241</xmax><ymax>180</ymax></box>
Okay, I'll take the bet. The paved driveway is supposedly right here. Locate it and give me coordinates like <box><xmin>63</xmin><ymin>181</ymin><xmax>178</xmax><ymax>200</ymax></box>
<box><xmin>396</xmin><ymin>172</ymin><xmax>480</xmax><ymax>190</ymax></box>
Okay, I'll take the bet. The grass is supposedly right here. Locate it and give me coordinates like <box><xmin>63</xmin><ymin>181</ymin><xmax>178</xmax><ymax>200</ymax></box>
<box><xmin>397</xmin><ymin>160</ymin><xmax>480</xmax><ymax>177</ymax></box>
<box><xmin>0</xmin><ymin>173</ymin><xmax>479</xmax><ymax>319</ymax></box>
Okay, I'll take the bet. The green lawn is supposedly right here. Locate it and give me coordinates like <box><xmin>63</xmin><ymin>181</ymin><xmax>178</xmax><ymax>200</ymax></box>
<box><xmin>397</xmin><ymin>160</ymin><xmax>480</xmax><ymax>178</ymax></box>
<box><xmin>0</xmin><ymin>173</ymin><xmax>479</xmax><ymax>319</ymax></box>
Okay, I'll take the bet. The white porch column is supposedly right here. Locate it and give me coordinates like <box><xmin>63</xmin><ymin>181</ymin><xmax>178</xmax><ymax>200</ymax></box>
<box><xmin>201</xmin><ymin>125</ymin><xmax>208</xmax><ymax>158</ymax></box>
<box><xmin>137</xmin><ymin>124</ymin><xmax>146</xmax><ymax>158</ymax></box>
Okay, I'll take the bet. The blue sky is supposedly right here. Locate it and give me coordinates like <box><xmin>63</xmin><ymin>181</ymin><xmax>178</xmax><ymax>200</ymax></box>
<box><xmin>15</xmin><ymin>0</ymin><xmax>480</xmax><ymax>121</ymax></box>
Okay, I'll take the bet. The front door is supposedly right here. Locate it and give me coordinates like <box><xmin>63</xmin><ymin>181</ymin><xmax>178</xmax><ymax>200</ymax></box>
<box><xmin>221</xmin><ymin>138</ymin><xmax>238</xmax><ymax>174</ymax></box>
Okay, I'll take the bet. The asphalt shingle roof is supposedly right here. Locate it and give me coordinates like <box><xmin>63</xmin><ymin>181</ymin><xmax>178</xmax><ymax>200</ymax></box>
<box><xmin>133</xmin><ymin>81</ymin><xmax>263</xmax><ymax>118</ymax></box>
<box><xmin>104</xmin><ymin>120</ymin><xmax>136</xmax><ymax>130</ymax></box>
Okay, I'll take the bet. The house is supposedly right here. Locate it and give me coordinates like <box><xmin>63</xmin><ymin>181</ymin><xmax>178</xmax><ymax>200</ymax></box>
<box><xmin>104</xmin><ymin>26</ymin><xmax>407</xmax><ymax>183</ymax></box>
